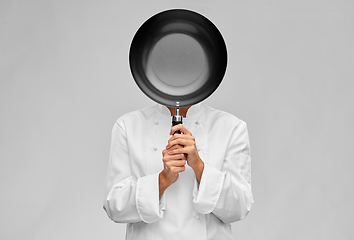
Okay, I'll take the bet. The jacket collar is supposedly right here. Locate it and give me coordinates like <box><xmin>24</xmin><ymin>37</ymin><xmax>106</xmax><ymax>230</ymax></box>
<box><xmin>156</xmin><ymin>102</ymin><xmax>205</xmax><ymax>119</ymax></box>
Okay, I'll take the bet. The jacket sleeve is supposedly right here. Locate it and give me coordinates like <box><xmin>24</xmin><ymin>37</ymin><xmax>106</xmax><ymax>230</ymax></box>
<box><xmin>192</xmin><ymin>121</ymin><xmax>253</xmax><ymax>223</ymax></box>
<box><xmin>103</xmin><ymin>121</ymin><xmax>165</xmax><ymax>224</ymax></box>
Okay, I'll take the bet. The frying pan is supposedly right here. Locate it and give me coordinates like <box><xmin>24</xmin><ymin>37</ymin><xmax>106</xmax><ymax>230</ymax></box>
<box><xmin>129</xmin><ymin>9</ymin><xmax>228</xmax><ymax>109</ymax></box>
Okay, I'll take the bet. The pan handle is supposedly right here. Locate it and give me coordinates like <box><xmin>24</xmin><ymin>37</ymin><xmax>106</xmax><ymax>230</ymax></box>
<box><xmin>172</xmin><ymin>115</ymin><xmax>182</xmax><ymax>135</ymax></box>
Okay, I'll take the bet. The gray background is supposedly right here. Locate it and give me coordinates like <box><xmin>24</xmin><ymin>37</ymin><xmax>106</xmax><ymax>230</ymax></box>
<box><xmin>1</xmin><ymin>0</ymin><xmax>353</xmax><ymax>239</ymax></box>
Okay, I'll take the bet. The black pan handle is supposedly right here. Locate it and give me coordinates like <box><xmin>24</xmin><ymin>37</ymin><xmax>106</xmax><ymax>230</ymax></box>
<box><xmin>172</xmin><ymin>115</ymin><xmax>183</xmax><ymax>135</ymax></box>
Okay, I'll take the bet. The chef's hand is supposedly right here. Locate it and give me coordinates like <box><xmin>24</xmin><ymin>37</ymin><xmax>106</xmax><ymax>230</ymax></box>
<box><xmin>159</xmin><ymin>144</ymin><xmax>186</xmax><ymax>196</ymax></box>
<box><xmin>166</xmin><ymin>124</ymin><xmax>204</xmax><ymax>183</ymax></box>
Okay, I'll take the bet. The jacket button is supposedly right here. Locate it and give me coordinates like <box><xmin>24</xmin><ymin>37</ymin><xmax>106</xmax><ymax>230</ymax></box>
<box><xmin>153</xmin><ymin>147</ymin><xmax>157</xmax><ymax>151</ymax></box>
<box><xmin>195</xmin><ymin>120</ymin><xmax>200</xmax><ymax>125</ymax></box>
<box><xmin>195</xmin><ymin>214</ymin><xmax>200</xmax><ymax>220</ymax></box>
<box><xmin>154</xmin><ymin>120</ymin><xmax>159</xmax><ymax>125</ymax></box>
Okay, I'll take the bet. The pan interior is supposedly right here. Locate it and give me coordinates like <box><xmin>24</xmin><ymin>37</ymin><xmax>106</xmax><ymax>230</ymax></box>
<box><xmin>146</xmin><ymin>33</ymin><xmax>209</xmax><ymax>96</ymax></box>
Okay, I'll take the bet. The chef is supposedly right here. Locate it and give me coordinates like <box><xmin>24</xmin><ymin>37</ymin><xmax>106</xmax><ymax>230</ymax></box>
<box><xmin>103</xmin><ymin>102</ymin><xmax>253</xmax><ymax>240</ymax></box>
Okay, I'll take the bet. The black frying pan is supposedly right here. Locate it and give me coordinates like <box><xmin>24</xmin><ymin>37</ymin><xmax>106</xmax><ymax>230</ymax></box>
<box><xmin>129</xmin><ymin>9</ymin><xmax>228</xmax><ymax>108</ymax></box>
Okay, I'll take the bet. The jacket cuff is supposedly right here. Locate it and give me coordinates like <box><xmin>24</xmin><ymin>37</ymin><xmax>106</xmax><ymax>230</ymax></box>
<box><xmin>192</xmin><ymin>163</ymin><xmax>225</xmax><ymax>214</ymax></box>
<box><xmin>136</xmin><ymin>172</ymin><xmax>165</xmax><ymax>223</ymax></box>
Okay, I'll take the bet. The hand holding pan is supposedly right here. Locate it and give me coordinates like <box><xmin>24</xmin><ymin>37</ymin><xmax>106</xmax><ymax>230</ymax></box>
<box><xmin>129</xmin><ymin>9</ymin><xmax>227</xmax><ymax>132</ymax></box>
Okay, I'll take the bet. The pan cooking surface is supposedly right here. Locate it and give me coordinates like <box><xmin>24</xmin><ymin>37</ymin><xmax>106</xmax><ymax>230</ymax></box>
<box><xmin>146</xmin><ymin>33</ymin><xmax>208</xmax><ymax>95</ymax></box>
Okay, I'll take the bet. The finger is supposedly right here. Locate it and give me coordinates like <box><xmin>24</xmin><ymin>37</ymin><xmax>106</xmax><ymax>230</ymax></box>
<box><xmin>163</xmin><ymin>149</ymin><xmax>186</xmax><ymax>159</ymax></box>
<box><xmin>169</xmin><ymin>166</ymin><xmax>186</xmax><ymax>174</ymax></box>
<box><xmin>169</xmin><ymin>145</ymin><xmax>196</xmax><ymax>155</ymax></box>
<box><xmin>162</xmin><ymin>145</ymin><xmax>185</xmax><ymax>155</ymax></box>
<box><xmin>165</xmin><ymin>159</ymin><xmax>187</xmax><ymax>167</ymax></box>
<box><xmin>163</xmin><ymin>145</ymin><xmax>184</xmax><ymax>155</ymax></box>
<box><xmin>168</xmin><ymin>144</ymin><xmax>184</xmax><ymax>151</ymax></box>
<box><xmin>168</xmin><ymin>133</ymin><xmax>194</xmax><ymax>142</ymax></box>
<box><xmin>165</xmin><ymin>161</ymin><xmax>187</xmax><ymax>174</ymax></box>
<box><xmin>170</xmin><ymin>124</ymin><xmax>191</xmax><ymax>136</ymax></box>
<box><xmin>163</xmin><ymin>153</ymin><xmax>186</xmax><ymax>162</ymax></box>
<box><xmin>167</xmin><ymin>138</ymin><xmax>194</xmax><ymax>149</ymax></box>
<box><xmin>166</xmin><ymin>134</ymin><xmax>195</xmax><ymax>150</ymax></box>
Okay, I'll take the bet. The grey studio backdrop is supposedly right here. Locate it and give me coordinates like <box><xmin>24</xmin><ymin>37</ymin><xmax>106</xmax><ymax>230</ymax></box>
<box><xmin>0</xmin><ymin>0</ymin><xmax>353</xmax><ymax>240</ymax></box>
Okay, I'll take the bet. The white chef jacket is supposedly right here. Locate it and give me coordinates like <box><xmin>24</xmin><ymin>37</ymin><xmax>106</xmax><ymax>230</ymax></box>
<box><xmin>103</xmin><ymin>102</ymin><xmax>253</xmax><ymax>240</ymax></box>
